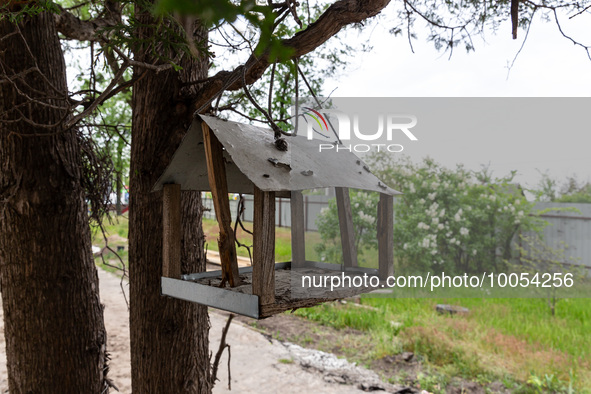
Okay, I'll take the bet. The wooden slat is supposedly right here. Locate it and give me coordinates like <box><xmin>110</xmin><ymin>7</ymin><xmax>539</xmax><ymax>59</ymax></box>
<box><xmin>252</xmin><ymin>187</ymin><xmax>276</xmax><ymax>306</ymax></box>
<box><xmin>335</xmin><ymin>187</ymin><xmax>358</xmax><ymax>268</ymax></box>
<box><xmin>377</xmin><ymin>193</ymin><xmax>394</xmax><ymax>280</ymax></box>
<box><xmin>290</xmin><ymin>191</ymin><xmax>306</xmax><ymax>269</ymax></box>
<box><xmin>162</xmin><ymin>183</ymin><xmax>181</xmax><ymax>279</ymax></box>
<box><xmin>202</xmin><ymin>122</ymin><xmax>241</xmax><ymax>287</ymax></box>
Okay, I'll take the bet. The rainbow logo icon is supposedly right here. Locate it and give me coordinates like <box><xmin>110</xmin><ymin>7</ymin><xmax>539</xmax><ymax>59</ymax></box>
<box><xmin>302</xmin><ymin>107</ymin><xmax>328</xmax><ymax>131</ymax></box>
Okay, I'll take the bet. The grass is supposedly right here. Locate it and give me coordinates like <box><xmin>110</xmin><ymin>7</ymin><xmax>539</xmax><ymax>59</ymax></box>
<box><xmin>295</xmin><ymin>297</ymin><xmax>591</xmax><ymax>392</ymax></box>
<box><xmin>91</xmin><ymin>216</ymin><xmax>129</xmax><ymax>242</ymax></box>
<box><xmin>91</xmin><ymin>216</ymin><xmax>590</xmax><ymax>391</ymax></box>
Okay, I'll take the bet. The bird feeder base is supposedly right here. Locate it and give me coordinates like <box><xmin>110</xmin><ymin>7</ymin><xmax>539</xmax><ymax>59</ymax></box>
<box><xmin>161</xmin><ymin>261</ymin><xmax>383</xmax><ymax>319</ymax></box>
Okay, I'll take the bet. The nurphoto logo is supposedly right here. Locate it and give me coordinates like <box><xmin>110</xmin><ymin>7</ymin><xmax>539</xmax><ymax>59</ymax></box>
<box><xmin>299</xmin><ymin>107</ymin><xmax>418</xmax><ymax>153</ymax></box>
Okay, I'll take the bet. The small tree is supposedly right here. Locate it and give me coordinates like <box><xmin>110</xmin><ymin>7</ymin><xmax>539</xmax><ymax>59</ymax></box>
<box><xmin>514</xmin><ymin>234</ymin><xmax>585</xmax><ymax>316</ymax></box>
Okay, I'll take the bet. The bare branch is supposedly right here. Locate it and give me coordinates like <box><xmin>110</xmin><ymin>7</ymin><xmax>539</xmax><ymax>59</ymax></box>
<box><xmin>506</xmin><ymin>9</ymin><xmax>537</xmax><ymax>78</ymax></box>
<box><xmin>110</xmin><ymin>45</ymin><xmax>175</xmax><ymax>73</ymax></box>
<box><xmin>66</xmin><ymin>64</ymin><xmax>129</xmax><ymax>129</ymax></box>
<box><xmin>404</xmin><ymin>4</ymin><xmax>415</xmax><ymax>53</ymax></box>
<box><xmin>192</xmin><ymin>0</ymin><xmax>391</xmax><ymax>112</ymax></box>
<box><xmin>217</xmin><ymin>104</ymin><xmax>269</xmax><ymax>124</ymax></box>
<box><xmin>287</xmin><ymin>0</ymin><xmax>303</xmax><ymax>28</ymax></box>
<box><xmin>552</xmin><ymin>8</ymin><xmax>591</xmax><ymax>60</ymax></box>
<box><xmin>403</xmin><ymin>0</ymin><xmax>468</xmax><ymax>31</ymax></box>
<box><xmin>569</xmin><ymin>4</ymin><xmax>591</xmax><ymax>19</ymax></box>
<box><xmin>241</xmin><ymin>66</ymin><xmax>289</xmax><ymax>137</ymax></box>
<box><xmin>210</xmin><ymin>314</ymin><xmax>234</xmax><ymax>386</ymax></box>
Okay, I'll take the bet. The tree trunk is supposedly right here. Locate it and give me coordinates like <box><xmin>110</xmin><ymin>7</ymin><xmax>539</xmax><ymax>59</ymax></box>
<box><xmin>129</xmin><ymin>12</ymin><xmax>212</xmax><ymax>393</ymax></box>
<box><xmin>115</xmin><ymin>138</ymin><xmax>124</xmax><ymax>215</ymax></box>
<box><xmin>0</xmin><ymin>13</ymin><xmax>109</xmax><ymax>393</ymax></box>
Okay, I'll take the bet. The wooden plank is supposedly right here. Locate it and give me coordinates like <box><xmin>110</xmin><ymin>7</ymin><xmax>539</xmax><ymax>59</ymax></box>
<box><xmin>162</xmin><ymin>183</ymin><xmax>181</xmax><ymax>278</ymax></box>
<box><xmin>335</xmin><ymin>187</ymin><xmax>358</xmax><ymax>268</ymax></box>
<box><xmin>252</xmin><ymin>187</ymin><xmax>276</xmax><ymax>306</ymax></box>
<box><xmin>377</xmin><ymin>193</ymin><xmax>394</xmax><ymax>280</ymax></box>
<box><xmin>202</xmin><ymin>122</ymin><xmax>241</xmax><ymax>287</ymax></box>
<box><xmin>290</xmin><ymin>191</ymin><xmax>306</xmax><ymax>268</ymax></box>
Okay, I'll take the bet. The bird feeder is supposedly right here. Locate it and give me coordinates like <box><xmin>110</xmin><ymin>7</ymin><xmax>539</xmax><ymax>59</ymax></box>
<box><xmin>153</xmin><ymin>115</ymin><xmax>399</xmax><ymax>319</ymax></box>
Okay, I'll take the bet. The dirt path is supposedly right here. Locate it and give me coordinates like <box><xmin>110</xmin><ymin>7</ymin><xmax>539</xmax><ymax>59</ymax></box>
<box><xmin>0</xmin><ymin>269</ymin><xmax>386</xmax><ymax>393</ymax></box>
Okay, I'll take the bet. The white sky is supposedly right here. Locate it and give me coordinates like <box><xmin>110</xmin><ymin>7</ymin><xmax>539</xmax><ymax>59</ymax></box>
<box><xmin>326</xmin><ymin>7</ymin><xmax>591</xmax><ymax>97</ymax></box>
<box><xmin>322</xmin><ymin>5</ymin><xmax>591</xmax><ymax>190</ymax></box>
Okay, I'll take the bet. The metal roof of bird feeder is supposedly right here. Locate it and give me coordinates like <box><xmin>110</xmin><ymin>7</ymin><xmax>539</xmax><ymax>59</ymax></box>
<box><xmin>152</xmin><ymin>114</ymin><xmax>400</xmax><ymax>196</ymax></box>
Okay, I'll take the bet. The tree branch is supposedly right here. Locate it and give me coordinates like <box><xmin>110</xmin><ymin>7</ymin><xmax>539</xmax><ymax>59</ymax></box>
<box><xmin>210</xmin><ymin>314</ymin><xmax>234</xmax><ymax>386</ymax></box>
<box><xmin>54</xmin><ymin>7</ymin><xmax>117</xmax><ymax>42</ymax></box>
<box><xmin>192</xmin><ymin>0</ymin><xmax>391</xmax><ymax>112</ymax></box>
<box><xmin>65</xmin><ymin>64</ymin><xmax>129</xmax><ymax>129</ymax></box>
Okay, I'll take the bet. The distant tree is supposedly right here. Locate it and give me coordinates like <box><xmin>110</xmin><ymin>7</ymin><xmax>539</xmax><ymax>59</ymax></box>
<box><xmin>534</xmin><ymin>172</ymin><xmax>591</xmax><ymax>203</ymax></box>
<box><xmin>514</xmin><ymin>233</ymin><xmax>584</xmax><ymax>316</ymax></box>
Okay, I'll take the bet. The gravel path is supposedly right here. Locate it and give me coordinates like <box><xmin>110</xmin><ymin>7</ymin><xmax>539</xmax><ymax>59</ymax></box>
<box><xmin>0</xmin><ymin>269</ymin><xmax>370</xmax><ymax>393</ymax></box>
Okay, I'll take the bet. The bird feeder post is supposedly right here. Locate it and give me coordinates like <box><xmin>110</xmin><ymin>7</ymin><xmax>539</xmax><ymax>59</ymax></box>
<box><xmin>335</xmin><ymin>187</ymin><xmax>358</xmax><ymax>268</ymax></box>
<box><xmin>201</xmin><ymin>122</ymin><xmax>241</xmax><ymax>287</ymax></box>
<box><xmin>290</xmin><ymin>190</ymin><xmax>306</xmax><ymax>269</ymax></box>
<box><xmin>252</xmin><ymin>186</ymin><xmax>276</xmax><ymax>306</ymax></box>
<box><xmin>162</xmin><ymin>183</ymin><xmax>181</xmax><ymax>279</ymax></box>
<box><xmin>377</xmin><ymin>193</ymin><xmax>394</xmax><ymax>280</ymax></box>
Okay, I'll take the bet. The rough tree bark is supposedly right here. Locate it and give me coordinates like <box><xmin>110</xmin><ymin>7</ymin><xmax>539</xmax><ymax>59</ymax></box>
<box><xmin>0</xmin><ymin>13</ymin><xmax>109</xmax><ymax>393</ymax></box>
<box><xmin>128</xmin><ymin>11</ymin><xmax>212</xmax><ymax>394</ymax></box>
<box><xmin>115</xmin><ymin>138</ymin><xmax>124</xmax><ymax>215</ymax></box>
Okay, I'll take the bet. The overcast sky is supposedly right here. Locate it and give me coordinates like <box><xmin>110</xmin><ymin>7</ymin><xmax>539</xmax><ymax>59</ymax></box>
<box><xmin>321</xmin><ymin>5</ymin><xmax>591</xmax><ymax>190</ymax></box>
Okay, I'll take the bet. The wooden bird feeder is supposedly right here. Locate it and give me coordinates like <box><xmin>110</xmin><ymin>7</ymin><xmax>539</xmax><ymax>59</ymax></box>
<box><xmin>153</xmin><ymin>115</ymin><xmax>399</xmax><ymax>319</ymax></box>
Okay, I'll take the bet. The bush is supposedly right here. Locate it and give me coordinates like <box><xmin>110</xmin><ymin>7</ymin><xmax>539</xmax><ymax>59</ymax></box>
<box><xmin>315</xmin><ymin>154</ymin><xmax>545</xmax><ymax>274</ymax></box>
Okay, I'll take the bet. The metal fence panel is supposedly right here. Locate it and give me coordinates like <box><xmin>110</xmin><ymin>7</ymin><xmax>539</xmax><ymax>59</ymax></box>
<box><xmin>530</xmin><ymin>202</ymin><xmax>591</xmax><ymax>270</ymax></box>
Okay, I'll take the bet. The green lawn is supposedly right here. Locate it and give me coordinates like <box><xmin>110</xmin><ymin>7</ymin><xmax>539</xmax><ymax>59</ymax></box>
<box><xmin>295</xmin><ymin>296</ymin><xmax>591</xmax><ymax>392</ymax></box>
<box><xmin>92</xmin><ymin>215</ymin><xmax>590</xmax><ymax>392</ymax></box>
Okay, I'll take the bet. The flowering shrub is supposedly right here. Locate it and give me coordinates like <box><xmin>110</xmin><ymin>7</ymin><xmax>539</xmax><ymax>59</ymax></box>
<box><xmin>365</xmin><ymin>154</ymin><xmax>545</xmax><ymax>274</ymax></box>
<box><xmin>314</xmin><ymin>154</ymin><xmax>545</xmax><ymax>274</ymax></box>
